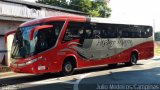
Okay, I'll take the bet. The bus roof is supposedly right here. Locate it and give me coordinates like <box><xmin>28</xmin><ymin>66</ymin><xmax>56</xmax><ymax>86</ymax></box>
<box><xmin>20</xmin><ymin>16</ymin><xmax>153</xmax><ymax>27</ymax></box>
<box><xmin>20</xmin><ymin>15</ymin><xmax>86</xmax><ymax>27</ymax></box>
<box><xmin>90</xmin><ymin>17</ymin><xmax>153</xmax><ymax>26</ymax></box>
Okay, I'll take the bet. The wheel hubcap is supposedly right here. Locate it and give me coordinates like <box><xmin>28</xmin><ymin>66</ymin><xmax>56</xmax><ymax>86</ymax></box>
<box><xmin>65</xmin><ymin>63</ymin><xmax>72</xmax><ymax>72</ymax></box>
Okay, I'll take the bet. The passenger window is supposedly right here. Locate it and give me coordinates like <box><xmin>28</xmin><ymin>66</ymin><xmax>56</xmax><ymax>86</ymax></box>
<box><xmin>85</xmin><ymin>29</ymin><xmax>92</xmax><ymax>39</ymax></box>
<box><xmin>122</xmin><ymin>29</ymin><xmax>130</xmax><ymax>38</ymax></box>
<box><xmin>106</xmin><ymin>25</ymin><xmax>117</xmax><ymax>38</ymax></box>
<box><xmin>100</xmin><ymin>29</ymin><xmax>108</xmax><ymax>38</ymax></box>
<box><xmin>93</xmin><ymin>29</ymin><xmax>101</xmax><ymax>38</ymax></box>
<box><xmin>85</xmin><ymin>23</ymin><xmax>118</xmax><ymax>38</ymax></box>
<box><xmin>155</xmin><ymin>32</ymin><xmax>160</xmax><ymax>41</ymax></box>
<box><xmin>93</xmin><ymin>24</ymin><xmax>118</xmax><ymax>38</ymax></box>
<box><xmin>141</xmin><ymin>26</ymin><xmax>153</xmax><ymax>38</ymax></box>
<box><xmin>63</xmin><ymin>22</ymin><xmax>85</xmax><ymax>41</ymax></box>
<box><xmin>130</xmin><ymin>26</ymin><xmax>138</xmax><ymax>38</ymax></box>
<box><xmin>118</xmin><ymin>25</ymin><xmax>144</xmax><ymax>38</ymax></box>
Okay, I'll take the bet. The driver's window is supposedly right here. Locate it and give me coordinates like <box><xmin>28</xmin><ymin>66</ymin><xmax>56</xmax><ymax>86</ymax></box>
<box><xmin>34</xmin><ymin>21</ymin><xmax>64</xmax><ymax>54</ymax></box>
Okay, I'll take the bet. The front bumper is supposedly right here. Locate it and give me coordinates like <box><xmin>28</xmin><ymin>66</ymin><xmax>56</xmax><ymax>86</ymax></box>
<box><xmin>10</xmin><ymin>63</ymin><xmax>37</xmax><ymax>74</ymax></box>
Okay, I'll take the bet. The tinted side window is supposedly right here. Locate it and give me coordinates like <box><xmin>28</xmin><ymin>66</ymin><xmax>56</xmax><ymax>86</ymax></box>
<box><xmin>118</xmin><ymin>25</ymin><xmax>141</xmax><ymax>38</ymax></box>
<box><xmin>91</xmin><ymin>23</ymin><xmax>118</xmax><ymax>38</ymax></box>
<box><xmin>141</xmin><ymin>26</ymin><xmax>153</xmax><ymax>38</ymax></box>
<box><xmin>155</xmin><ymin>32</ymin><xmax>160</xmax><ymax>41</ymax></box>
<box><xmin>130</xmin><ymin>25</ymin><xmax>141</xmax><ymax>38</ymax></box>
<box><xmin>84</xmin><ymin>29</ymin><xmax>93</xmax><ymax>39</ymax></box>
<box><xmin>117</xmin><ymin>25</ymin><xmax>152</xmax><ymax>38</ymax></box>
<box><xmin>93</xmin><ymin>29</ymin><xmax>101</xmax><ymax>38</ymax></box>
<box><xmin>63</xmin><ymin>22</ymin><xmax>85</xmax><ymax>41</ymax></box>
<box><xmin>105</xmin><ymin>25</ymin><xmax>117</xmax><ymax>38</ymax></box>
<box><xmin>118</xmin><ymin>25</ymin><xmax>131</xmax><ymax>38</ymax></box>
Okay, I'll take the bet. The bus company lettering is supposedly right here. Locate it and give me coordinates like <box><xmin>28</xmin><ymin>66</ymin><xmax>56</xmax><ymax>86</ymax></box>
<box><xmin>96</xmin><ymin>39</ymin><xmax>116</xmax><ymax>48</ymax></box>
<box><xmin>96</xmin><ymin>38</ymin><xmax>133</xmax><ymax>48</ymax></box>
<box><xmin>118</xmin><ymin>38</ymin><xmax>133</xmax><ymax>48</ymax></box>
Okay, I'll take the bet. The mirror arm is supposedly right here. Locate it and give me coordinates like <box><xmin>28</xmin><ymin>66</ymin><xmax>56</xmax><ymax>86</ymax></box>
<box><xmin>29</xmin><ymin>25</ymin><xmax>53</xmax><ymax>40</ymax></box>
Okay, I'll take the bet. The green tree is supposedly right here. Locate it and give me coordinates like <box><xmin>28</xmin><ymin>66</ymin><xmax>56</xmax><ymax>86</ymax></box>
<box><xmin>70</xmin><ymin>0</ymin><xmax>91</xmax><ymax>12</ymax></box>
<box><xmin>69</xmin><ymin>0</ymin><xmax>111</xmax><ymax>17</ymax></box>
<box><xmin>93</xmin><ymin>0</ymin><xmax>111</xmax><ymax>17</ymax></box>
<box><xmin>36</xmin><ymin>0</ymin><xmax>111</xmax><ymax>17</ymax></box>
<box><xmin>36</xmin><ymin>0</ymin><xmax>68</xmax><ymax>8</ymax></box>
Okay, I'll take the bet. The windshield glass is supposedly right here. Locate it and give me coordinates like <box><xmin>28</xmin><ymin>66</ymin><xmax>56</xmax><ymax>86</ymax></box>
<box><xmin>11</xmin><ymin>21</ymin><xmax>64</xmax><ymax>59</ymax></box>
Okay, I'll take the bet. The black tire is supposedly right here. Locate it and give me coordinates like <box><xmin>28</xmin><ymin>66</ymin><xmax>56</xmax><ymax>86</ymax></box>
<box><xmin>125</xmin><ymin>53</ymin><xmax>137</xmax><ymax>66</ymax></box>
<box><xmin>61</xmin><ymin>60</ymin><xmax>74</xmax><ymax>76</ymax></box>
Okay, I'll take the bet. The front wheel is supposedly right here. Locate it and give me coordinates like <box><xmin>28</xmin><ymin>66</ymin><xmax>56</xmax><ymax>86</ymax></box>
<box><xmin>125</xmin><ymin>53</ymin><xmax>137</xmax><ymax>66</ymax></box>
<box><xmin>61</xmin><ymin>60</ymin><xmax>74</xmax><ymax>76</ymax></box>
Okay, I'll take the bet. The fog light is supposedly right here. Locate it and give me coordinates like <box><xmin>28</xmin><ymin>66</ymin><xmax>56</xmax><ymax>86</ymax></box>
<box><xmin>38</xmin><ymin>66</ymin><xmax>46</xmax><ymax>70</ymax></box>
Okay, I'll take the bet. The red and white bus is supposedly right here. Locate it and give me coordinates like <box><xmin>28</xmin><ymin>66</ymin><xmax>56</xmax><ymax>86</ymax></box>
<box><xmin>5</xmin><ymin>16</ymin><xmax>154</xmax><ymax>75</ymax></box>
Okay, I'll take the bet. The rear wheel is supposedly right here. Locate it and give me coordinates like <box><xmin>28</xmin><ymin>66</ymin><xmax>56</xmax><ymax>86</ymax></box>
<box><xmin>125</xmin><ymin>53</ymin><xmax>137</xmax><ymax>66</ymax></box>
<box><xmin>61</xmin><ymin>60</ymin><xmax>74</xmax><ymax>76</ymax></box>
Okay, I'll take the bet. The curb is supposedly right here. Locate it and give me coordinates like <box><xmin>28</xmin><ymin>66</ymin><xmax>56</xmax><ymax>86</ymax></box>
<box><xmin>0</xmin><ymin>72</ymin><xmax>15</xmax><ymax>77</ymax></box>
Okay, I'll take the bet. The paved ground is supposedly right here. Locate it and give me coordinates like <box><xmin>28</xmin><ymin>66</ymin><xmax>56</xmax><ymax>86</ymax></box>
<box><xmin>1</xmin><ymin>58</ymin><xmax>160</xmax><ymax>90</ymax></box>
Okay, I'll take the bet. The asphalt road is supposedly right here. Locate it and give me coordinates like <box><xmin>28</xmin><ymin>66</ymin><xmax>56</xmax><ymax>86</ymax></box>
<box><xmin>1</xmin><ymin>58</ymin><xmax>160</xmax><ymax>90</ymax></box>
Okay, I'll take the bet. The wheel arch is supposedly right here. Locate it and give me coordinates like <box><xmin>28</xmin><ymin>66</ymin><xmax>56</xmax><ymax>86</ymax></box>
<box><xmin>62</xmin><ymin>55</ymin><xmax>78</xmax><ymax>69</ymax></box>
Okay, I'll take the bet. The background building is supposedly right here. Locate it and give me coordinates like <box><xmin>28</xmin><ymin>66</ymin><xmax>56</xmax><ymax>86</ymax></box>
<box><xmin>0</xmin><ymin>0</ymin><xmax>87</xmax><ymax>65</ymax></box>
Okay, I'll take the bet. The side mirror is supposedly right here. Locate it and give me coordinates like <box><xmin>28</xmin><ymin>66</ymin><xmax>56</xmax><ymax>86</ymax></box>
<box><xmin>29</xmin><ymin>25</ymin><xmax>53</xmax><ymax>40</ymax></box>
<box><xmin>4</xmin><ymin>30</ymin><xmax>17</xmax><ymax>43</ymax></box>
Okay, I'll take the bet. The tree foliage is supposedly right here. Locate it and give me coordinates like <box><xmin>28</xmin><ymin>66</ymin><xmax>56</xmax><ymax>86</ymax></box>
<box><xmin>36</xmin><ymin>0</ymin><xmax>111</xmax><ymax>17</ymax></box>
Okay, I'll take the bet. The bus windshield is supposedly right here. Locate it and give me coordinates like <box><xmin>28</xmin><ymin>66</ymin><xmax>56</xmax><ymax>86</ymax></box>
<box><xmin>11</xmin><ymin>21</ymin><xmax>64</xmax><ymax>59</ymax></box>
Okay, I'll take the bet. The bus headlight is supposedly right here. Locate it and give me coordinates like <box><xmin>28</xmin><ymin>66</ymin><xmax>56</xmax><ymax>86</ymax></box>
<box><xmin>12</xmin><ymin>56</ymin><xmax>43</xmax><ymax>67</ymax></box>
<box><xmin>26</xmin><ymin>58</ymin><xmax>38</xmax><ymax>65</ymax></box>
